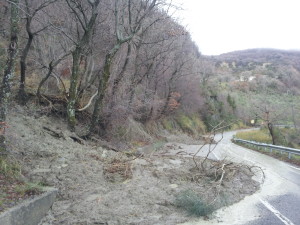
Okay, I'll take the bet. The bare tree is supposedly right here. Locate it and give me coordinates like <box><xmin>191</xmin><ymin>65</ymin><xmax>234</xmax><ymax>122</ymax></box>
<box><xmin>86</xmin><ymin>0</ymin><xmax>163</xmax><ymax>137</ymax></box>
<box><xmin>66</xmin><ymin>0</ymin><xmax>101</xmax><ymax>131</ymax></box>
<box><xmin>254</xmin><ymin>104</ymin><xmax>283</xmax><ymax>145</ymax></box>
<box><xmin>0</xmin><ymin>0</ymin><xmax>20</xmax><ymax>153</ymax></box>
<box><xmin>17</xmin><ymin>0</ymin><xmax>57</xmax><ymax>105</ymax></box>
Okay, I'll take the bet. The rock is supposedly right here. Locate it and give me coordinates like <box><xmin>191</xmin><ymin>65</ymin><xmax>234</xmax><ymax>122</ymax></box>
<box><xmin>169</xmin><ymin>184</ymin><xmax>178</xmax><ymax>189</ymax></box>
<box><xmin>0</xmin><ymin>188</ymin><xmax>58</xmax><ymax>225</ymax></box>
<box><xmin>101</xmin><ymin>150</ymin><xmax>108</xmax><ymax>158</ymax></box>
<box><xmin>169</xmin><ymin>159</ymin><xmax>182</xmax><ymax>165</ymax></box>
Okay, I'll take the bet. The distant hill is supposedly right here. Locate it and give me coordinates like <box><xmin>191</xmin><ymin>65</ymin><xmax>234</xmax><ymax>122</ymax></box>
<box><xmin>213</xmin><ymin>48</ymin><xmax>300</xmax><ymax>70</ymax></box>
<box><xmin>201</xmin><ymin>49</ymin><xmax>300</xmax><ymax>128</ymax></box>
<box><xmin>208</xmin><ymin>49</ymin><xmax>300</xmax><ymax>95</ymax></box>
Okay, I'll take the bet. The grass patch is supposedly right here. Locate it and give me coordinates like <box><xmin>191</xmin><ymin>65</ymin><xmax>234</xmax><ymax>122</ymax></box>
<box><xmin>235</xmin><ymin>128</ymin><xmax>300</xmax><ymax>166</ymax></box>
<box><xmin>175</xmin><ymin>114</ymin><xmax>206</xmax><ymax>136</ymax></box>
<box><xmin>229</xmin><ymin>121</ymin><xmax>249</xmax><ymax>130</ymax></box>
<box><xmin>236</xmin><ymin>128</ymin><xmax>300</xmax><ymax>149</ymax></box>
<box><xmin>236</xmin><ymin>129</ymin><xmax>272</xmax><ymax>143</ymax></box>
<box><xmin>175</xmin><ymin>190</ymin><xmax>214</xmax><ymax>217</ymax></box>
<box><xmin>0</xmin><ymin>157</ymin><xmax>21</xmax><ymax>178</ymax></box>
<box><xmin>15</xmin><ymin>182</ymin><xmax>44</xmax><ymax>196</ymax></box>
<box><xmin>0</xmin><ymin>156</ymin><xmax>45</xmax><ymax>212</ymax></box>
<box><xmin>161</xmin><ymin>118</ymin><xmax>176</xmax><ymax>132</ymax></box>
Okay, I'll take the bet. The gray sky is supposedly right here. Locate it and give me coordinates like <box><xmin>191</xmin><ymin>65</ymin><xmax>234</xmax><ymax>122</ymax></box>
<box><xmin>172</xmin><ymin>0</ymin><xmax>300</xmax><ymax>55</ymax></box>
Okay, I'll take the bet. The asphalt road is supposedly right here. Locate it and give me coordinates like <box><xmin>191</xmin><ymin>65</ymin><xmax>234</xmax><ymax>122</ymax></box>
<box><xmin>178</xmin><ymin>130</ymin><xmax>300</xmax><ymax>225</ymax></box>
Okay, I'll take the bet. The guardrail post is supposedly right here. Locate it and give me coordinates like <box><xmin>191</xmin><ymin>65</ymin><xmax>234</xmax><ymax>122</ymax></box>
<box><xmin>288</xmin><ymin>152</ymin><xmax>291</xmax><ymax>159</ymax></box>
<box><xmin>270</xmin><ymin>148</ymin><xmax>273</xmax><ymax>153</ymax></box>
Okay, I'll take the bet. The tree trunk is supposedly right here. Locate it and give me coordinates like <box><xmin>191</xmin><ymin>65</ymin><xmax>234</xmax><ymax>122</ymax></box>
<box><xmin>87</xmin><ymin>43</ymin><xmax>121</xmax><ymax>137</ymax></box>
<box><xmin>111</xmin><ymin>43</ymin><xmax>132</xmax><ymax>98</ymax></box>
<box><xmin>37</xmin><ymin>62</ymin><xmax>54</xmax><ymax>98</ymax></box>
<box><xmin>161</xmin><ymin>91</ymin><xmax>172</xmax><ymax>116</ymax></box>
<box><xmin>66</xmin><ymin>0</ymin><xmax>100</xmax><ymax>132</ymax></box>
<box><xmin>267</xmin><ymin>122</ymin><xmax>276</xmax><ymax>145</ymax></box>
<box><xmin>291</xmin><ymin>104</ymin><xmax>297</xmax><ymax>130</ymax></box>
<box><xmin>67</xmin><ymin>48</ymin><xmax>81</xmax><ymax>132</ymax></box>
<box><xmin>18</xmin><ymin>22</ymin><xmax>33</xmax><ymax>105</ymax></box>
<box><xmin>0</xmin><ymin>0</ymin><xmax>19</xmax><ymax>153</ymax></box>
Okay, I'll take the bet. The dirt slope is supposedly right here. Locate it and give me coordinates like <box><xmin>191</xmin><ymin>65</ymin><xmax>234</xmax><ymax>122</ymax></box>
<box><xmin>5</xmin><ymin>104</ymin><xmax>260</xmax><ymax>225</ymax></box>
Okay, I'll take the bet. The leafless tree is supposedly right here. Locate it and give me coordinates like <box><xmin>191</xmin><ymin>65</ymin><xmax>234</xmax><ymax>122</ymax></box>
<box><xmin>86</xmin><ymin>0</ymin><xmax>166</xmax><ymax>137</ymax></box>
<box><xmin>0</xmin><ymin>0</ymin><xmax>20</xmax><ymax>153</ymax></box>
<box><xmin>17</xmin><ymin>0</ymin><xmax>57</xmax><ymax>105</ymax></box>
<box><xmin>66</xmin><ymin>0</ymin><xmax>101</xmax><ymax>131</ymax></box>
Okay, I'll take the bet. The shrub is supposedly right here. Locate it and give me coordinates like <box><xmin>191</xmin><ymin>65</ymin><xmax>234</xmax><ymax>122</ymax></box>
<box><xmin>161</xmin><ymin>118</ymin><xmax>176</xmax><ymax>132</ymax></box>
<box><xmin>175</xmin><ymin>114</ymin><xmax>206</xmax><ymax>136</ymax></box>
<box><xmin>230</xmin><ymin>121</ymin><xmax>248</xmax><ymax>130</ymax></box>
<box><xmin>191</xmin><ymin>114</ymin><xmax>206</xmax><ymax>134</ymax></box>
<box><xmin>175</xmin><ymin>190</ymin><xmax>214</xmax><ymax>217</ymax></box>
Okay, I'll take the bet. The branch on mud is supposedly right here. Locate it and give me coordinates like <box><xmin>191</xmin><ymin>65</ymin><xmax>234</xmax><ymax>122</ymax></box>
<box><xmin>193</xmin><ymin>121</ymin><xmax>227</xmax><ymax>171</ymax></box>
<box><xmin>43</xmin><ymin>126</ymin><xmax>85</xmax><ymax>145</ymax></box>
<box><xmin>43</xmin><ymin>126</ymin><xmax>64</xmax><ymax>139</ymax></box>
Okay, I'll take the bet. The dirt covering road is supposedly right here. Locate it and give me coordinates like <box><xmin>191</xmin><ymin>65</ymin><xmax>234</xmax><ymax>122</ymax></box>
<box><xmin>5</xmin><ymin>105</ymin><xmax>260</xmax><ymax>225</ymax></box>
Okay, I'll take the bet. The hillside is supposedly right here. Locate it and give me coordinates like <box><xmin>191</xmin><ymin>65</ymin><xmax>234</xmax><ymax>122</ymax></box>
<box><xmin>196</xmin><ymin>49</ymin><xmax>300</xmax><ymax>132</ymax></box>
<box><xmin>216</xmin><ymin>48</ymin><xmax>300</xmax><ymax>69</ymax></box>
<box><xmin>213</xmin><ymin>49</ymin><xmax>300</xmax><ymax>95</ymax></box>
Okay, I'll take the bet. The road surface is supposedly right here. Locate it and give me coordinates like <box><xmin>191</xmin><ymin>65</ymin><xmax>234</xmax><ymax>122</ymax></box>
<box><xmin>177</xmin><ymin>131</ymin><xmax>300</xmax><ymax>225</ymax></box>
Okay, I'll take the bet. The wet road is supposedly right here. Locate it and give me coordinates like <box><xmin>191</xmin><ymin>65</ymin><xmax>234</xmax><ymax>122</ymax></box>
<box><xmin>177</xmin><ymin>131</ymin><xmax>300</xmax><ymax>225</ymax></box>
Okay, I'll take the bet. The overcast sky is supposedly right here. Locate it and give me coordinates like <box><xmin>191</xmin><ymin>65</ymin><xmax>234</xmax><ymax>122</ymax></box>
<box><xmin>172</xmin><ymin>0</ymin><xmax>300</xmax><ymax>55</ymax></box>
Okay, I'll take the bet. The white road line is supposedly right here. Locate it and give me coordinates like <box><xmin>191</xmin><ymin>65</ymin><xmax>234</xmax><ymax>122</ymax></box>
<box><xmin>288</xmin><ymin>165</ymin><xmax>300</xmax><ymax>172</ymax></box>
<box><xmin>259</xmin><ymin>198</ymin><xmax>296</xmax><ymax>225</ymax></box>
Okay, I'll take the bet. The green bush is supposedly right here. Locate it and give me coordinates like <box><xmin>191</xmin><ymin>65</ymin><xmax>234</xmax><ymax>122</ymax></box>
<box><xmin>191</xmin><ymin>114</ymin><xmax>206</xmax><ymax>134</ymax></box>
<box><xmin>175</xmin><ymin>114</ymin><xmax>206</xmax><ymax>136</ymax></box>
<box><xmin>229</xmin><ymin>121</ymin><xmax>248</xmax><ymax>131</ymax></box>
<box><xmin>175</xmin><ymin>190</ymin><xmax>214</xmax><ymax>217</ymax></box>
<box><xmin>278</xmin><ymin>128</ymin><xmax>300</xmax><ymax>148</ymax></box>
<box><xmin>161</xmin><ymin>118</ymin><xmax>176</xmax><ymax>132</ymax></box>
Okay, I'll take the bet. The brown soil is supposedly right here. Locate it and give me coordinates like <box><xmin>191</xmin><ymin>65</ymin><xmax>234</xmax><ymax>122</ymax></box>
<box><xmin>2</xmin><ymin>104</ymin><xmax>260</xmax><ymax>225</ymax></box>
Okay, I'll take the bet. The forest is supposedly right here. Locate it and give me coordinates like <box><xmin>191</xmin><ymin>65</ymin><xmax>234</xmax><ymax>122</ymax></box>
<box><xmin>0</xmin><ymin>0</ymin><xmax>299</xmax><ymax>149</ymax></box>
<box><xmin>0</xmin><ymin>0</ymin><xmax>208</xmax><ymax>147</ymax></box>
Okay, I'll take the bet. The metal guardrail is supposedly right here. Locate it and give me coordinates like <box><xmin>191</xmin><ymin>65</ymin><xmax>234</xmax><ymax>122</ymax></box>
<box><xmin>233</xmin><ymin>138</ymin><xmax>300</xmax><ymax>159</ymax></box>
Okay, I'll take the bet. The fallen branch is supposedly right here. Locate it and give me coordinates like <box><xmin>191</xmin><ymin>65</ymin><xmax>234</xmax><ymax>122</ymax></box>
<box><xmin>78</xmin><ymin>90</ymin><xmax>98</xmax><ymax>111</ymax></box>
<box><xmin>43</xmin><ymin>126</ymin><xmax>64</xmax><ymax>139</ymax></box>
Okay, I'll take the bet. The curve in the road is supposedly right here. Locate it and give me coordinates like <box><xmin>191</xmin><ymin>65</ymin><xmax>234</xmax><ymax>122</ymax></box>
<box><xmin>179</xmin><ymin>130</ymin><xmax>300</xmax><ymax>225</ymax></box>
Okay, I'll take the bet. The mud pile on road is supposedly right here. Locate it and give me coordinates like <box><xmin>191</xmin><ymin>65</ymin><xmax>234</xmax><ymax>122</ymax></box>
<box><xmin>5</xmin><ymin>105</ymin><xmax>260</xmax><ymax>225</ymax></box>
